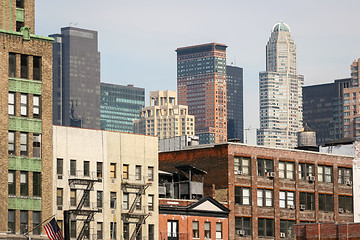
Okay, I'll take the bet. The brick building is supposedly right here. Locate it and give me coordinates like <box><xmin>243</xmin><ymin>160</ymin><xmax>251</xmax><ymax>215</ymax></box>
<box><xmin>294</xmin><ymin>222</ymin><xmax>360</xmax><ymax>239</ymax></box>
<box><xmin>159</xmin><ymin>143</ymin><xmax>354</xmax><ymax>239</ymax></box>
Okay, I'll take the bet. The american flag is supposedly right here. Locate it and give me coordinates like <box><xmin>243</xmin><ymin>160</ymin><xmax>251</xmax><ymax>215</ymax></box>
<box><xmin>44</xmin><ymin>218</ymin><xmax>64</xmax><ymax>240</ymax></box>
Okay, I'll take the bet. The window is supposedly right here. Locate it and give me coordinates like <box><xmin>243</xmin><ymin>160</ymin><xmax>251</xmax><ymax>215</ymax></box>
<box><xmin>8</xmin><ymin>171</ymin><xmax>15</xmax><ymax>194</ymax></box>
<box><xmin>97</xmin><ymin>162</ymin><xmax>103</xmax><ymax>178</ymax></box>
<box><xmin>33</xmin><ymin>95</ymin><xmax>40</xmax><ymax>118</ymax></box>
<box><xmin>110</xmin><ymin>192</ymin><xmax>116</xmax><ymax>209</ymax></box>
<box><xmin>136</xmin><ymin>165</ymin><xmax>141</xmax><ymax>180</ymax></box>
<box><xmin>8</xmin><ymin>210</ymin><xmax>15</xmax><ymax>234</ymax></box>
<box><xmin>57</xmin><ymin>188</ymin><xmax>63</xmax><ymax>206</ymax></box>
<box><xmin>33</xmin><ymin>172</ymin><xmax>41</xmax><ymax>196</ymax></box>
<box><xmin>123</xmin><ymin>164</ymin><xmax>128</xmax><ymax>179</ymax></box>
<box><xmin>299</xmin><ymin>192</ymin><xmax>315</xmax><ymax>210</ymax></box>
<box><xmin>148</xmin><ymin>224</ymin><xmax>154</xmax><ymax>240</ymax></box>
<box><xmin>339</xmin><ymin>195</ymin><xmax>353</xmax><ymax>213</ymax></box>
<box><xmin>235</xmin><ymin>217</ymin><xmax>251</xmax><ymax>236</ymax></box>
<box><xmin>9</xmin><ymin>53</ymin><xmax>16</xmax><ymax>78</ymax></box>
<box><xmin>16</xmin><ymin>21</ymin><xmax>24</xmax><ymax>32</ymax></box>
<box><xmin>20</xmin><ymin>132</ymin><xmax>28</xmax><ymax>156</ymax></box>
<box><xmin>70</xmin><ymin>221</ymin><xmax>76</xmax><ymax>238</ymax></box>
<box><xmin>16</xmin><ymin>0</ymin><xmax>24</xmax><ymax>8</ymax></box>
<box><xmin>33</xmin><ymin>56</ymin><xmax>41</xmax><ymax>80</ymax></box>
<box><xmin>8</xmin><ymin>131</ymin><xmax>15</xmax><ymax>155</ymax></box>
<box><xmin>167</xmin><ymin>220</ymin><xmax>178</xmax><ymax>238</ymax></box>
<box><xmin>21</xmin><ymin>94</ymin><xmax>27</xmax><ymax>116</ymax></box>
<box><xmin>20</xmin><ymin>211</ymin><xmax>28</xmax><ymax>234</ymax></box>
<box><xmin>97</xmin><ymin>191</ymin><xmax>103</xmax><ymax>208</ymax></box>
<box><xmin>148</xmin><ymin>194</ymin><xmax>154</xmax><ymax>211</ymax></box>
<box><xmin>20</xmin><ymin>171</ymin><xmax>28</xmax><ymax>196</ymax></box>
<box><xmin>84</xmin><ymin>191</ymin><xmax>90</xmax><ymax>207</ymax></box>
<box><xmin>279</xmin><ymin>161</ymin><xmax>294</xmax><ymax>179</ymax></box>
<box><xmin>258</xmin><ymin>218</ymin><xmax>274</xmax><ymax>237</ymax></box>
<box><xmin>299</xmin><ymin>163</ymin><xmax>314</xmax><ymax>180</ymax></box>
<box><xmin>8</xmin><ymin>92</ymin><xmax>15</xmax><ymax>115</ymax></box>
<box><xmin>338</xmin><ymin>167</ymin><xmax>352</xmax><ymax>184</ymax></box>
<box><xmin>135</xmin><ymin>197</ymin><xmax>141</xmax><ymax>210</ymax></box>
<box><xmin>21</xmin><ymin>55</ymin><xmax>28</xmax><ymax>79</ymax></box>
<box><xmin>280</xmin><ymin>220</ymin><xmax>295</xmax><ymax>238</ymax></box>
<box><xmin>70</xmin><ymin>189</ymin><xmax>76</xmax><ymax>206</ymax></box>
<box><xmin>110</xmin><ymin>222</ymin><xmax>116</xmax><ymax>239</ymax></box>
<box><xmin>70</xmin><ymin>160</ymin><xmax>76</xmax><ymax>176</ymax></box>
<box><xmin>257</xmin><ymin>158</ymin><xmax>273</xmax><ymax>176</ymax></box>
<box><xmin>192</xmin><ymin>221</ymin><xmax>199</xmax><ymax>238</ymax></box>
<box><xmin>135</xmin><ymin>225</ymin><xmax>142</xmax><ymax>240</ymax></box>
<box><xmin>123</xmin><ymin>193</ymin><xmax>129</xmax><ymax>210</ymax></box>
<box><xmin>110</xmin><ymin>163</ymin><xmax>116</xmax><ymax>178</ymax></box>
<box><xmin>216</xmin><ymin>222</ymin><xmax>222</xmax><ymax>239</ymax></box>
<box><xmin>235</xmin><ymin>186</ymin><xmax>251</xmax><ymax>205</ymax></box>
<box><xmin>123</xmin><ymin>223</ymin><xmax>129</xmax><ymax>240</ymax></box>
<box><xmin>84</xmin><ymin>161</ymin><xmax>90</xmax><ymax>176</ymax></box>
<box><xmin>148</xmin><ymin>166</ymin><xmax>154</xmax><ymax>181</ymax></box>
<box><xmin>97</xmin><ymin>222</ymin><xmax>103</xmax><ymax>239</ymax></box>
<box><xmin>234</xmin><ymin>156</ymin><xmax>250</xmax><ymax>175</ymax></box>
<box><xmin>57</xmin><ymin>158</ymin><xmax>63</xmax><ymax>175</ymax></box>
<box><xmin>319</xmin><ymin>194</ymin><xmax>333</xmax><ymax>212</ymax></box>
<box><xmin>257</xmin><ymin>189</ymin><xmax>273</xmax><ymax>207</ymax></box>
<box><xmin>279</xmin><ymin>191</ymin><xmax>295</xmax><ymax>209</ymax></box>
<box><xmin>318</xmin><ymin>165</ymin><xmax>332</xmax><ymax>183</ymax></box>
<box><xmin>33</xmin><ymin>134</ymin><xmax>41</xmax><ymax>158</ymax></box>
<box><xmin>203</xmin><ymin>222</ymin><xmax>211</xmax><ymax>238</ymax></box>
<box><xmin>33</xmin><ymin>211</ymin><xmax>41</xmax><ymax>235</ymax></box>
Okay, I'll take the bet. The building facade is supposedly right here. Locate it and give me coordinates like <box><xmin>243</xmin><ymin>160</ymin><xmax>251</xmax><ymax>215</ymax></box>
<box><xmin>257</xmin><ymin>23</ymin><xmax>304</xmax><ymax>148</ymax></box>
<box><xmin>177</xmin><ymin>43</ymin><xmax>228</xmax><ymax>144</ymax></box>
<box><xmin>50</xmin><ymin>27</ymin><xmax>101</xmax><ymax>129</ymax></box>
<box><xmin>294</xmin><ymin>222</ymin><xmax>360</xmax><ymax>239</ymax></box>
<box><xmin>226</xmin><ymin>65</ymin><xmax>244</xmax><ymax>142</ymax></box>
<box><xmin>133</xmin><ymin>90</ymin><xmax>195</xmax><ymax>139</ymax></box>
<box><xmin>0</xmin><ymin>0</ymin><xmax>54</xmax><ymax>238</ymax></box>
<box><xmin>159</xmin><ymin>143</ymin><xmax>354</xmax><ymax>240</ymax></box>
<box><xmin>53</xmin><ymin>126</ymin><xmax>159</xmax><ymax>240</ymax></box>
<box><xmin>100</xmin><ymin>83</ymin><xmax>145</xmax><ymax>133</ymax></box>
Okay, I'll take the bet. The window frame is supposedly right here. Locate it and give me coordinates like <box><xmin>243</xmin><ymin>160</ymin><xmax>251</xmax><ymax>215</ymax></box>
<box><xmin>20</xmin><ymin>93</ymin><xmax>28</xmax><ymax>117</ymax></box>
<box><xmin>8</xmin><ymin>171</ymin><xmax>16</xmax><ymax>195</ymax></box>
<box><xmin>338</xmin><ymin>167</ymin><xmax>352</xmax><ymax>184</ymax></box>
<box><xmin>339</xmin><ymin>195</ymin><xmax>353</xmax><ymax>213</ymax></box>
<box><xmin>33</xmin><ymin>211</ymin><xmax>41</xmax><ymax>235</ymax></box>
<box><xmin>8</xmin><ymin>131</ymin><xmax>15</xmax><ymax>155</ymax></box>
<box><xmin>110</xmin><ymin>192</ymin><xmax>116</xmax><ymax>209</ymax></box>
<box><xmin>299</xmin><ymin>192</ymin><xmax>315</xmax><ymax>210</ymax></box>
<box><xmin>204</xmin><ymin>222</ymin><xmax>211</xmax><ymax>238</ymax></box>
<box><xmin>257</xmin><ymin>158</ymin><xmax>273</xmax><ymax>177</ymax></box>
<box><xmin>234</xmin><ymin>156</ymin><xmax>251</xmax><ymax>175</ymax></box>
<box><xmin>279</xmin><ymin>191</ymin><xmax>295</xmax><ymax>209</ymax></box>
<box><xmin>70</xmin><ymin>160</ymin><xmax>76</xmax><ymax>176</ymax></box>
<box><xmin>279</xmin><ymin>161</ymin><xmax>294</xmax><ymax>180</ymax></box>
<box><xmin>148</xmin><ymin>194</ymin><xmax>154</xmax><ymax>211</ymax></box>
<box><xmin>20</xmin><ymin>55</ymin><xmax>28</xmax><ymax>79</ymax></box>
<box><xmin>258</xmin><ymin>218</ymin><xmax>274</xmax><ymax>237</ymax></box>
<box><xmin>33</xmin><ymin>172</ymin><xmax>41</xmax><ymax>197</ymax></box>
<box><xmin>235</xmin><ymin>186</ymin><xmax>251</xmax><ymax>205</ymax></box>
<box><xmin>20</xmin><ymin>171</ymin><xmax>28</xmax><ymax>196</ymax></box>
<box><xmin>33</xmin><ymin>133</ymin><xmax>41</xmax><ymax>158</ymax></box>
<box><xmin>280</xmin><ymin>220</ymin><xmax>295</xmax><ymax>238</ymax></box>
<box><xmin>136</xmin><ymin>165</ymin><xmax>141</xmax><ymax>180</ymax></box>
<box><xmin>97</xmin><ymin>191</ymin><xmax>103</xmax><ymax>208</ymax></box>
<box><xmin>192</xmin><ymin>221</ymin><xmax>199</xmax><ymax>238</ymax></box>
<box><xmin>148</xmin><ymin>166</ymin><xmax>154</xmax><ymax>181</ymax></box>
<box><xmin>110</xmin><ymin>163</ymin><xmax>116</xmax><ymax>178</ymax></box>
<box><xmin>319</xmin><ymin>193</ymin><xmax>334</xmax><ymax>212</ymax></box>
<box><xmin>235</xmin><ymin>217</ymin><xmax>251</xmax><ymax>236</ymax></box>
<box><xmin>299</xmin><ymin>163</ymin><xmax>314</xmax><ymax>180</ymax></box>
<box><xmin>216</xmin><ymin>222</ymin><xmax>223</xmax><ymax>239</ymax></box>
<box><xmin>97</xmin><ymin>162</ymin><xmax>103</xmax><ymax>178</ymax></box>
<box><xmin>257</xmin><ymin>188</ymin><xmax>273</xmax><ymax>207</ymax></box>
<box><xmin>20</xmin><ymin>132</ymin><xmax>28</xmax><ymax>156</ymax></box>
<box><xmin>83</xmin><ymin>161</ymin><xmax>90</xmax><ymax>177</ymax></box>
<box><xmin>57</xmin><ymin>188</ymin><xmax>63</xmax><ymax>206</ymax></box>
<box><xmin>20</xmin><ymin>211</ymin><xmax>28</xmax><ymax>234</ymax></box>
<box><xmin>9</xmin><ymin>53</ymin><xmax>16</xmax><ymax>78</ymax></box>
<box><xmin>318</xmin><ymin>165</ymin><xmax>332</xmax><ymax>183</ymax></box>
<box><xmin>33</xmin><ymin>95</ymin><xmax>41</xmax><ymax>118</ymax></box>
<box><xmin>123</xmin><ymin>193</ymin><xmax>129</xmax><ymax>210</ymax></box>
<box><xmin>8</xmin><ymin>92</ymin><xmax>15</xmax><ymax>115</ymax></box>
<box><xmin>70</xmin><ymin>189</ymin><xmax>76</xmax><ymax>206</ymax></box>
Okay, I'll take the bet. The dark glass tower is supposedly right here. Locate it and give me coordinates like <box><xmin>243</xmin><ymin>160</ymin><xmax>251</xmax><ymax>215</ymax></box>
<box><xmin>50</xmin><ymin>27</ymin><xmax>101</xmax><ymax>129</ymax></box>
<box><xmin>100</xmin><ymin>83</ymin><xmax>145</xmax><ymax>132</ymax></box>
<box><xmin>226</xmin><ymin>65</ymin><xmax>244</xmax><ymax>142</ymax></box>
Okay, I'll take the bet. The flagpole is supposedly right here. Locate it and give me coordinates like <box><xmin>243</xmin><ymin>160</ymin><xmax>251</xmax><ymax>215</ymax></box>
<box><xmin>23</xmin><ymin>214</ymin><xmax>56</xmax><ymax>236</ymax></box>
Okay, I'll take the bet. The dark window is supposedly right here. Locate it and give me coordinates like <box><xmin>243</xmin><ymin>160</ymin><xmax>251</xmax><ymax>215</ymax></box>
<box><xmin>70</xmin><ymin>221</ymin><xmax>76</xmax><ymax>238</ymax></box>
<box><xmin>33</xmin><ymin>95</ymin><xmax>41</xmax><ymax>118</ymax></box>
<box><xmin>280</xmin><ymin>220</ymin><xmax>295</xmax><ymax>238</ymax></box>
<box><xmin>338</xmin><ymin>167</ymin><xmax>352</xmax><ymax>184</ymax></box>
<box><xmin>20</xmin><ymin>55</ymin><xmax>28</xmax><ymax>79</ymax></box>
<box><xmin>235</xmin><ymin>186</ymin><xmax>251</xmax><ymax>205</ymax></box>
<box><xmin>57</xmin><ymin>188</ymin><xmax>63</xmax><ymax>206</ymax></box>
<box><xmin>33</xmin><ymin>56</ymin><xmax>41</xmax><ymax>80</ymax></box>
<box><xmin>9</xmin><ymin>53</ymin><xmax>16</xmax><ymax>78</ymax></box>
<box><xmin>20</xmin><ymin>171</ymin><xmax>28</xmax><ymax>196</ymax></box>
<box><xmin>235</xmin><ymin>217</ymin><xmax>251</xmax><ymax>236</ymax></box>
<box><xmin>148</xmin><ymin>224</ymin><xmax>154</xmax><ymax>240</ymax></box>
<box><xmin>319</xmin><ymin>194</ymin><xmax>333</xmax><ymax>212</ymax></box>
<box><xmin>339</xmin><ymin>195</ymin><xmax>353</xmax><ymax>213</ymax></box>
<box><xmin>16</xmin><ymin>21</ymin><xmax>24</xmax><ymax>32</ymax></box>
<box><xmin>33</xmin><ymin>211</ymin><xmax>41</xmax><ymax>235</ymax></box>
<box><xmin>16</xmin><ymin>0</ymin><xmax>24</xmax><ymax>8</ymax></box>
<box><xmin>279</xmin><ymin>161</ymin><xmax>294</xmax><ymax>179</ymax></box>
<box><xmin>97</xmin><ymin>222</ymin><xmax>103</xmax><ymax>239</ymax></box>
<box><xmin>279</xmin><ymin>191</ymin><xmax>295</xmax><ymax>208</ymax></box>
<box><xmin>110</xmin><ymin>192</ymin><xmax>116</xmax><ymax>209</ymax></box>
<box><xmin>21</xmin><ymin>94</ymin><xmax>27</xmax><ymax>116</ymax></box>
<box><xmin>97</xmin><ymin>162</ymin><xmax>103</xmax><ymax>178</ymax></box>
<box><xmin>258</xmin><ymin>218</ymin><xmax>274</xmax><ymax>237</ymax></box>
<box><xmin>33</xmin><ymin>134</ymin><xmax>41</xmax><ymax>158</ymax></box>
<box><xmin>136</xmin><ymin>165</ymin><xmax>141</xmax><ymax>180</ymax></box>
<box><xmin>234</xmin><ymin>156</ymin><xmax>251</xmax><ymax>175</ymax></box>
<box><xmin>33</xmin><ymin>172</ymin><xmax>41</xmax><ymax>196</ymax></box>
<box><xmin>57</xmin><ymin>158</ymin><xmax>63</xmax><ymax>175</ymax></box>
<box><xmin>20</xmin><ymin>132</ymin><xmax>28</xmax><ymax>156</ymax></box>
<box><xmin>8</xmin><ymin>171</ymin><xmax>15</xmax><ymax>194</ymax></box>
<box><xmin>8</xmin><ymin>92</ymin><xmax>15</xmax><ymax>115</ymax></box>
<box><xmin>299</xmin><ymin>192</ymin><xmax>315</xmax><ymax>210</ymax></box>
<box><xmin>8</xmin><ymin>131</ymin><xmax>15</xmax><ymax>155</ymax></box>
<box><xmin>8</xmin><ymin>210</ymin><xmax>15</xmax><ymax>233</ymax></box>
<box><xmin>110</xmin><ymin>222</ymin><xmax>116</xmax><ymax>239</ymax></box>
<box><xmin>318</xmin><ymin>165</ymin><xmax>332</xmax><ymax>183</ymax></box>
<box><xmin>84</xmin><ymin>191</ymin><xmax>90</xmax><ymax>207</ymax></box>
<box><xmin>299</xmin><ymin>163</ymin><xmax>314</xmax><ymax>180</ymax></box>
<box><xmin>192</xmin><ymin>221</ymin><xmax>199</xmax><ymax>238</ymax></box>
<box><xmin>97</xmin><ymin>191</ymin><xmax>103</xmax><ymax>208</ymax></box>
<box><xmin>257</xmin><ymin>158</ymin><xmax>273</xmax><ymax>176</ymax></box>
<box><xmin>20</xmin><ymin>211</ymin><xmax>28</xmax><ymax>234</ymax></box>
<box><xmin>257</xmin><ymin>189</ymin><xmax>273</xmax><ymax>207</ymax></box>
<box><xmin>84</xmin><ymin>161</ymin><xmax>90</xmax><ymax>176</ymax></box>
<box><xmin>123</xmin><ymin>223</ymin><xmax>129</xmax><ymax>240</ymax></box>
<box><xmin>70</xmin><ymin>160</ymin><xmax>76</xmax><ymax>176</ymax></box>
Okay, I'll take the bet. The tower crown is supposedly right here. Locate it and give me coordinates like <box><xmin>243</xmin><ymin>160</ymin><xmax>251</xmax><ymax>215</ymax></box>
<box><xmin>272</xmin><ymin>22</ymin><xmax>290</xmax><ymax>33</ymax></box>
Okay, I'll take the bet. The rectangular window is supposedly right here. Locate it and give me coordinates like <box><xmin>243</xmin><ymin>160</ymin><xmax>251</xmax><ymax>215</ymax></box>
<box><xmin>8</xmin><ymin>210</ymin><xmax>15</xmax><ymax>234</ymax></box>
<box><xmin>97</xmin><ymin>191</ymin><xmax>103</xmax><ymax>208</ymax></box>
<box><xmin>9</xmin><ymin>53</ymin><xmax>16</xmax><ymax>78</ymax></box>
<box><xmin>8</xmin><ymin>131</ymin><xmax>15</xmax><ymax>155</ymax></box>
<box><xmin>20</xmin><ymin>211</ymin><xmax>28</xmax><ymax>234</ymax></box>
<box><xmin>318</xmin><ymin>165</ymin><xmax>332</xmax><ymax>183</ymax></box>
<box><xmin>235</xmin><ymin>186</ymin><xmax>251</xmax><ymax>205</ymax></box>
<box><xmin>136</xmin><ymin>165</ymin><xmax>141</xmax><ymax>180</ymax></box>
<box><xmin>300</xmin><ymin>192</ymin><xmax>315</xmax><ymax>210</ymax></box>
<box><xmin>84</xmin><ymin>191</ymin><xmax>90</xmax><ymax>207</ymax></box>
<box><xmin>258</xmin><ymin>218</ymin><xmax>274</xmax><ymax>237</ymax></box>
<box><xmin>257</xmin><ymin>189</ymin><xmax>273</xmax><ymax>207</ymax></box>
<box><xmin>110</xmin><ymin>163</ymin><xmax>116</xmax><ymax>178</ymax></box>
<box><xmin>70</xmin><ymin>189</ymin><xmax>76</xmax><ymax>206</ymax></box>
<box><xmin>279</xmin><ymin>161</ymin><xmax>294</xmax><ymax>179</ymax></box>
<box><xmin>148</xmin><ymin>224</ymin><xmax>154</xmax><ymax>240</ymax></box>
<box><xmin>299</xmin><ymin>163</ymin><xmax>314</xmax><ymax>180</ymax></box>
<box><xmin>33</xmin><ymin>95</ymin><xmax>40</xmax><ymax>118</ymax></box>
<box><xmin>21</xmin><ymin>55</ymin><xmax>28</xmax><ymax>79</ymax></box>
<box><xmin>70</xmin><ymin>221</ymin><xmax>76</xmax><ymax>238</ymax></box>
<box><xmin>97</xmin><ymin>162</ymin><xmax>103</xmax><ymax>178</ymax></box>
<box><xmin>97</xmin><ymin>222</ymin><xmax>103</xmax><ymax>239</ymax></box>
<box><xmin>257</xmin><ymin>158</ymin><xmax>273</xmax><ymax>176</ymax></box>
<box><xmin>20</xmin><ymin>132</ymin><xmax>28</xmax><ymax>156</ymax></box>
<box><xmin>123</xmin><ymin>164</ymin><xmax>128</xmax><ymax>179</ymax></box>
<box><xmin>234</xmin><ymin>156</ymin><xmax>251</xmax><ymax>175</ymax></box>
<box><xmin>148</xmin><ymin>194</ymin><xmax>154</xmax><ymax>211</ymax></box>
<box><xmin>135</xmin><ymin>225</ymin><xmax>142</xmax><ymax>240</ymax></box>
<box><xmin>8</xmin><ymin>92</ymin><xmax>15</xmax><ymax>115</ymax></box>
<box><xmin>33</xmin><ymin>134</ymin><xmax>41</xmax><ymax>158</ymax></box>
<box><xmin>33</xmin><ymin>211</ymin><xmax>41</xmax><ymax>235</ymax></box>
<box><xmin>192</xmin><ymin>221</ymin><xmax>199</xmax><ymax>238</ymax></box>
<box><xmin>204</xmin><ymin>222</ymin><xmax>211</xmax><ymax>238</ymax></box>
<box><xmin>339</xmin><ymin>195</ymin><xmax>353</xmax><ymax>213</ymax></box>
<box><xmin>110</xmin><ymin>222</ymin><xmax>116</xmax><ymax>239</ymax></box>
<box><xmin>33</xmin><ymin>56</ymin><xmax>41</xmax><ymax>80</ymax></box>
<box><xmin>135</xmin><ymin>197</ymin><xmax>141</xmax><ymax>210</ymax></box>
<box><xmin>70</xmin><ymin>160</ymin><xmax>76</xmax><ymax>176</ymax></box>
<box><xmin>123</xmin><ymin>223</ymin><xmax>129</xmax><ymax>240</ymax></box>
<box><xmin>338</xmin><ymin>167</ymin><xmax>352</xmax><ymax>184</ymax></box>
<box><xmin>235</xmin><ymin>217</ymin><xmax>251</xmax><ymax>236</ymax></box>
<box><xmin>123</xmin><ymin>193</ymin><xmax>129</xmax><ymax>210</ymax></box>
<box><xmin>84</xmin><ymin>161</ymin><xmax>90</xmax><ymax>176</ymax></box>
<box><xmin>216</xmin><ymin>222</ymin><xmax>222</xmax><ymax>239</ymax></box>
<box><xmin>148</xmin><ymin>166</ymin><xmax>154</xmax><ymax>181</ymax></box>
<box><xmin>16</xmin><ymin>0</ymin><xmax>24</xmax><ymax>8</ymax></box>
<box><xmin>110</xmin><ymin>192</ymin><xmax>116</xmax><ymax>209</ymax></box>
<box><xmin>57</xmin><ymin>158</ymin><xmax>63</xmax><ymax>175</ymax></box>
<box><xmin>8</xmin><ymin>171</ymin><xmax>15</xmax><ymax>195</ymax></box>
<box><xmin>20</xmin><ymin>171</ymin><xmax>28</xmax><ymax>196</ymax></box>
<box><xmin>279</xmin><ymin>191</ymin><xmax>295</xmax><ymax>209</ymax></box>
<box><xmin>33</xmin><ymin>172</ymin><xmax>41</xmax><ymax>197</ymax></box>
<box><xmin>319</xmin><ymin>194</ymin><xmax>333</xmax><ymax>212</ymax></box>
<box><xmin>280</xmin><ymin>220</ymin><xmax>295</xmax><ymax>238</ymax></box>
<box><xmin>16</xmin><ymin>21</ymin><xmax>24</xmax><ymax>32</ymax></box>
<box><xmin>57</xmin><ymin>188</ymin><xmax>63</xmax><ymax>206</ymax></box>
<box><xmin>21</xmin><ymin>93</ymin><xmax>28</xmax><ymax>116</ymax></box>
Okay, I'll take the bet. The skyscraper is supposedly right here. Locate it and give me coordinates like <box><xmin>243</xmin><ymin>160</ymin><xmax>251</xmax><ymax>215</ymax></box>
<box><xmin>177</xmin><ymin>43</ymin><xmax>227</xmax><ymax>144</ymax></box>
<box><xmin>226</xmin><ymin>65</ymin><xmax>244</xmax><ymax>142</ymax></box>
<box><xmin>50</xmin><ymin>27</ymin><xmax>101</xmax><ymax>129</ymax></box>
<box><xmin>257</xmin><ymin>23</ymin><xmax>304</xmax><ymax>148</ymax></box>
<box><xmin>100</xmin><ymin>83</ymin><xmax>145</xmax><ymax>133</ymax></box>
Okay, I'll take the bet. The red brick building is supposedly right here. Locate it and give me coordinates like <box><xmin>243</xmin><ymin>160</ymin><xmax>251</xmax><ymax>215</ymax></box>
<box><xmin>159</xmin><ymin>196</ymin><xmax>229</xmax><ymax>240</ymax></box>
<box><xmin>159</xmin><ymin>143</ymin><xmax>354</xmax><ymax>239</ymax></box>
<box><xmin>294</xmin><ymin>222</ymin><xmax>360</xmax><ymax>239</ymax></box>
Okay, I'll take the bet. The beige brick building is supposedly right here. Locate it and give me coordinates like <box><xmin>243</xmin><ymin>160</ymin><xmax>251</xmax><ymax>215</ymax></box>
<box><xmin>133</xmin><ymin>90</ymin><xmax>195</xmax><ymax>139</ymax></box>
<box><xmin>0</xmin><ymin>0</ymin><xmax>53</xmax><ymax>239</ymax></box>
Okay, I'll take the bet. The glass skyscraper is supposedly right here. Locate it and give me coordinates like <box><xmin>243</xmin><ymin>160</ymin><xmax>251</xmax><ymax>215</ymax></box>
<box><xmin>257</xmin><ymin>23</ymin><xmax>304</xmax><ymax>148</ymax></box>
<box><xmin>100</xmin><ymin>83</ymin><xmax>145</xmax><ymax>132</ymax></box>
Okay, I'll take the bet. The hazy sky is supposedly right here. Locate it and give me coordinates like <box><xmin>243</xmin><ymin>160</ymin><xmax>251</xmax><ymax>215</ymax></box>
<box><xmin>35</xmin><ymin>0</ymin><xmax>360</xmax><ymax>144</ymax></box>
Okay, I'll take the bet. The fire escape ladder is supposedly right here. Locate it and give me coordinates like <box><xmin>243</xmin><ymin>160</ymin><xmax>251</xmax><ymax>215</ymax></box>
<box><xmin>128</xmin><ymin>185</ymin><xmax>148</xmax><ymax>213</ymax></box>
<box><xmin>76</xmin><ymin>211</ymin><xmax>95</xmax><ymax>240</ymax></box>
<box><xmin>129</xmin><ymin>214</ymin><xmax>150</xmax><ymax>240</ymax></box>
<box><xmin>76</xmin><ymin>181</ymin><xmax>94</xmax><ymax>211</ymax></box>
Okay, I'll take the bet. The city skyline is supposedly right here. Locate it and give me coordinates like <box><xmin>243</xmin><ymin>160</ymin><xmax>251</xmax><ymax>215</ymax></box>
<box><xmin>35</xmin><ymin>0</ymin><xmax>360</xmax><ymax>144</ymax></box>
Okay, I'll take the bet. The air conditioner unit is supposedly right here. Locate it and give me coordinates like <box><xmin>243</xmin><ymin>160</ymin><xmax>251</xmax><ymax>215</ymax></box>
<box><xmin>57</xmin><ymin>206</ymin><xmax>62</xmax><ymax>210</ymax></box>
<box><xmin>288</xmin><ymin>204</ymin><xmax>295</xmax><ymax>210</ymax></box>
<box><xmin>300</xmin><ymin>204</ymin><xmax>306</xmax><ymax>211</ymax></box>
<box><xmin>58</xmin><ymin>175</ymin><xmax>63</xmax><ymax>180</ymax></box>
<box><xmin>236</xmin><ymin>230</ymin><xmax>245</xmax><ymax>236</ymax></box>
<box><xmin>307</xmin><ymin>176</ymin><xmax>315</xmax><ymax>182</ymax></box>
<box><xmin>235</xmin><ymin>170</ymin><xmax>243</xmax><ymax>175</ymax></box>
<box><xmin>346</xmin><ymin>180</ymin><xmax>353</xmax><ymax>186</ymax></box>
<box><xmin>280</xmin><ymin>232</ymin><xmax>286</xmax><ymax>238</ymax></box>
<box><xmin>266</xmin><ymin>172</ymin><xmax>275</xmax><ymax>178</ymax></box>
<box><xmin>339</xmin><ymin>208</ymin><xmax>344</xmax><ymax>214</ymax></box>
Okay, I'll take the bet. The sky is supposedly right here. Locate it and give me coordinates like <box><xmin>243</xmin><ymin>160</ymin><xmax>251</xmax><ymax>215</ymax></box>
<box><xmin>35</xmin><ymin>0</ymin><xmax>360</xmax><ymax>144</ymax></box>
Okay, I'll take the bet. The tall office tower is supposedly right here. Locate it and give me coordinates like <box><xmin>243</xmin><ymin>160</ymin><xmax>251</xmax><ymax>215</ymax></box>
<box><xmin>133</xmin><ymin>90</ymin><xmax>195</xmax><ymax>139</ymax></box>
<box><xmin>50</xmin><ymin>27</ymin><xmax>101</xmax><ymax>129</ymax></box>
<box><xmin>303</xmin><ymin>78</ymin><xmax>352</xmax><ymax>145</ymax></box>
<box><xmin>100</xmin><ymin>83</ymin><xmax>145</xmax><ymax>132</ymax></box>
<box><xmin>226</xmin><ymin>65</ymin><xmax>244</xmax><ymax>142</ymax></box>
<box><xmin>177</xmin><ymin>43</ymin><xmax>228</xmax><ymax>144</ymax></box>
<box><xmin>257</xmin><ymin>23</ymin><xmax>304</xmax><ymax>148</ymax></box>
<box><xmin>0</xmin><ymin>0</ymin><xmax>53</xmax><ymax>237</ymax></box>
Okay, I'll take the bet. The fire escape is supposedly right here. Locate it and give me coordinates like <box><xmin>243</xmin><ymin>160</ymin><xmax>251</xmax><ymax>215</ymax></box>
<box><xmin>121</xmin><ymin>173</ymin><xmax>152</xmax><ymax>240</ymax></box>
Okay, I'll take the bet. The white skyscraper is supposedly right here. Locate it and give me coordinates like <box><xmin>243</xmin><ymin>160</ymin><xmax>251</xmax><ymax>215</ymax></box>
<box><xmin>257</xmin><ymin>23</ymin><xmax>304</xmax><ymax>148</ymax></box>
